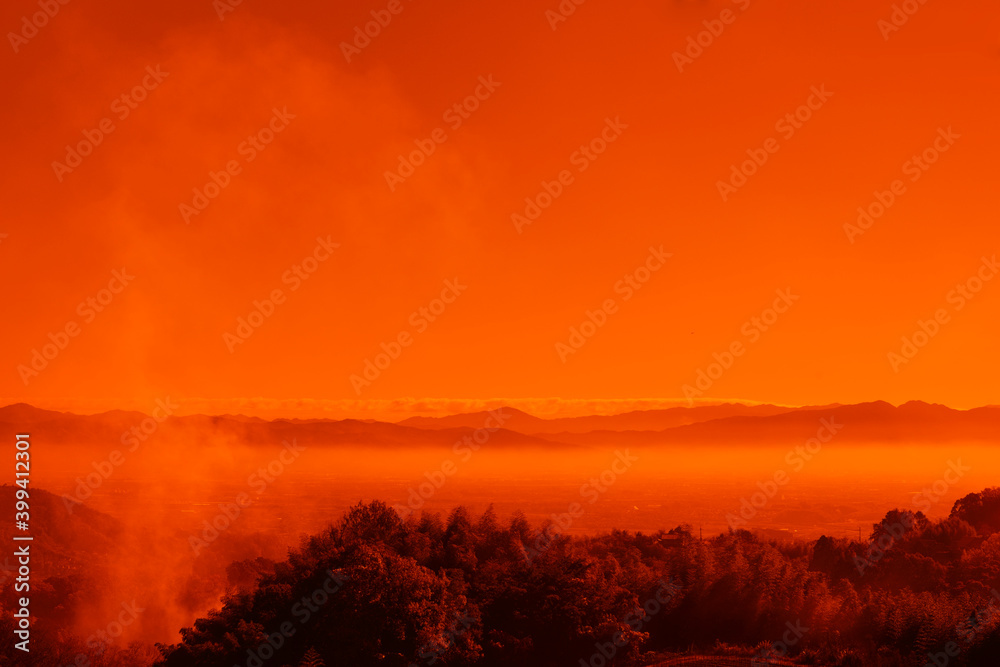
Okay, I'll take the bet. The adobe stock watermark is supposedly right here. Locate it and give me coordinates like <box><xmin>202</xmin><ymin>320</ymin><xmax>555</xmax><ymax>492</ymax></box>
<box><xmin>914</xmin><ymin>459</ymin><xmax>970</xmax><ymax>512</ymax></box>
<box><xmin>716</xmin><ymin>85</ymin><xmax>833</xmax><ymax>202</ymax></box>
<box><xmin>922</xmin><ymin>589</ymin><xmax>1000</xmax><ymax>667</ymax></box>
<box><xmin>887</xmin><ymin>255</ymin><xmax>996</xmax><ymax>372</ymax></box>
<box><xmin>63</xmin><ymin>397</ymin><xmax>178</xmax><ymax>514</ymax></box>
<box><xmin>672</xmin><ymin>0</ymin><xmax>752</xmax><ymax>73</ymax></box>
<box><xmin>844</xmin><ymin>127</ymin><xmax>959</xmax><ymax>243</ymax></box>
<box><xmin>17</xmin><ymin>268</ymin><xmax>135</xmax><ymax>386</ymax></box>
<box><xmin>340</xmin><ymin>0</ymin><xmax>414</xmax><ymax>63</ymax></box>
<box><xmin>213</xmin><ymin>0</ymin><xmax>243</xmax><ymax>21</ymax></box>
<box><xmin>393</xmin><ymin>409</ymin><xmax>510</xmax><ymax>513</ymax></box>
<box><xmin>240</xmin><ymin>569</ymin><xmax>347</xmax><ymax>667</ymax></box>
<box><xmin>751</xmin><ymin>619</ymin><xmax>809</xmax><ymax>666</ymax></box>
<box><xmin>409</xmin><ymin>609</ymin><xmax>476</xmax><ymax>667</ymax></box>
<box><xmin>522</xmin><ymin>450</ymin><xmax>638</xmax><ymax>563</ymax></box>
<box><xmin>579</xmin><ymin>578</ymin><xmax>683</xmax><ymax>667</ymax></box>
<box><xmin>179</xmin><ymin>107</ymin><xmax>295</xmax><ymax>223</ymax></box>
<box><xmin>224</xmin><ymin>236</ymin><xmax>339</xmax><ymax>353</ymax></box>
<box><xmin>51</xmin><ymin>65</ymin><xmax>169</xmax><ymax>183</ymax></box>
<box><xmin>189</xmin><ymin>439</ymin><xmax>305</xmax><ymax>555</ymax></box>
<box><xmin>7</xmin><ymin>0</ymin><xmax>71</xmax><ymax>54</ymax></box>
<box><xmin>878</xmin><ymin>0</ymin><xmax>930</xmax><ymax>40</ymax></box>
<box><xmin>350</xmin><ymin>278</ymin><xmax>467</xmax><ymax>394</ymax></box>
<box><xmin>384</xmin><ymin>75</ymin><xmax>501</xmax><ymax>192</ymax></box>
<box><xmin>512</xmin><ymin>117</ymin><xmax>627</xmax><ymax>233</ymax></box>
<box><xmin>855</xmin><ymin>459</ymin><xmax>969</xmax><ymax>575</ymax></box>
<box><xmin>682</xmin><ymin>288</ymin><xmax>799</xmax><ymax>404</ymax></box>
<box><xmin>544</xmin><ymin>0</ymin><xmax>587</xmax><ymax>30</ymax></box>
<box><xmin>726</xmin><ymin>416</ymin><xmax>843</xmax><ymax>529</ymax></box>
<box><xmin>80</xmin><ymin>600</ymin><xmax>146</xmax><ymax>659</ymax></box>
<box><xmin>555</xmin><ymin>246</ymin><xmax>671</xmax><ymax>362</ymax></box>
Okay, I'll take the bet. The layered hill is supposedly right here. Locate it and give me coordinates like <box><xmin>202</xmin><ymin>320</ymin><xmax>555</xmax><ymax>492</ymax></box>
<box><xmin>0</xmin><ymin>403</ymin><xmax>572</xmax><ymax>449</ymax></box>
<box><xmin>1</xmin><ymin>400</ymin><xmax>996</xmax><ymax>449</ymax></box>
<box><xmin>548</xmin><ymin>401</ymin><xmax>1000</xmax><ymax>445</ymax></box>
<box><xmin>398</xmin><ymin>402</ymin><xmax>828</xmax><ymax>433</ymax></box>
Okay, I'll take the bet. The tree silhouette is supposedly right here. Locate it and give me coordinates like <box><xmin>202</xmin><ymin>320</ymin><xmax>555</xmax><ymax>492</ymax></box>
<box><xmin>951</xmin><ymin>487</ymin><xmax>1000</xmax><ymax>535</ymax></box>
<box><xmin>142</xmin><ymin>494</ymin><xmax>1000</xmax><ymax>667</ymax></box>
<box><xmin>299</xmin><ymin>647</ymin><xmax>324</xmax><ymax>666</ymax></box>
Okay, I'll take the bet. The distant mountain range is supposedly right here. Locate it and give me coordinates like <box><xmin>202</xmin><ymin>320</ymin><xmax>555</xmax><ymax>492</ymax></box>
<box><xmin>398</xmin><ymin>403</ymin><xmax>828</xmax><ymax>433</ymax></box>
<box><xmin>0</xmin><ymin>403</ymin><xmax>568</xmax><ymax>449</ymax></box>
<box><xmin>0</xmin><ymin>400</ymin><xmax>996</xmax><ymax>448</ymax></box>
<box><xmin>547</xmin><ymin>400</ymin><xmax>999</xmax><ymax>445</ymax></box>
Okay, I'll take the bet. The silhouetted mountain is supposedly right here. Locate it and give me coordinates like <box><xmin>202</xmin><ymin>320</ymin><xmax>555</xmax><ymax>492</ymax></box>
<box><xmin>398</xmin><ymin>407</ymin><xmax>551</xmax><ymax>431</ymax></box>
<box><xmin>2</xmin><ymin>401</ymin><xmax>995</xmax><ymax>450</ymax></box>
<box><xmin>398</xmin><ymin>403</ymin><xmax>819</xmax><ymax>434</ymax></box>
<box><xmin>0</xmin><ymin>404</ymin><xmax>573</xmax><ymax>450</ymax></box>
<box><xmin>555</xmin><ymin>400</ymin><xmax>1000</xmax><ymax>445</ymax></box>
<box><xmin>0</xmin><ymin>484</ymin><xmax>121</xmax><ymax>580</ymax></box>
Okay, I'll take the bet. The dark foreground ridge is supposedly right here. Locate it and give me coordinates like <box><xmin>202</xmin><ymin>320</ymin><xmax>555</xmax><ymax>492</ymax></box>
<box><xmin>145</xmin><ymin>488</ymin><xmax>1000</xmax><ymax>667</ymax></box>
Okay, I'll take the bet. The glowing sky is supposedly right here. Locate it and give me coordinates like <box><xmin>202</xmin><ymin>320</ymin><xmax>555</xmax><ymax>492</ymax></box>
<box><xmin>2</xmin><ymin>0</ymin><xmax>998</xmax><ymax>414</ymax></box>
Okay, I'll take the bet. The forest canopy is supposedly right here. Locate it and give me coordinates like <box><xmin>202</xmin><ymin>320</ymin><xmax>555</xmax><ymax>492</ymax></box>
<box><xmin>141</xmin><ymin>488</ymin><xmax>1000</xmax><ymax>667</ymax></box>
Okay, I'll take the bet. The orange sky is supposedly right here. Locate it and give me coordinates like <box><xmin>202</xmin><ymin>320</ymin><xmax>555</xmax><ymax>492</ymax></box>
<box><xmin>2</xmin><ymin>0</ymin><xmax>999</xmax><ymax>415</ymax></box>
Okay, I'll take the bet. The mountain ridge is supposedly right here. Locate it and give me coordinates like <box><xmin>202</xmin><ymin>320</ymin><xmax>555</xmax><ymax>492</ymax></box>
<box><xmin>1</xmin><ymin>400</ymin><xmax>995</xmax><ymax>447</ymax></box>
